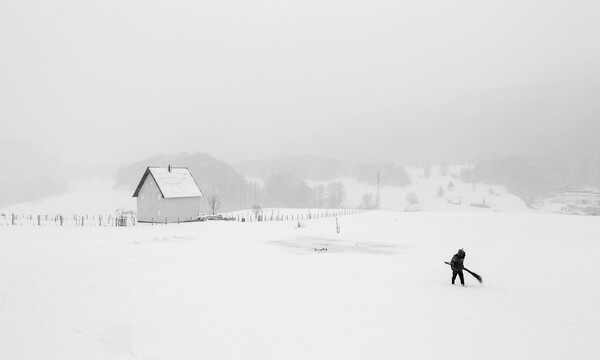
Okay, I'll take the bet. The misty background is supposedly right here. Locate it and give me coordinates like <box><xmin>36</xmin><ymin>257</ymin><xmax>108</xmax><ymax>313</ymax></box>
<box><xmin>1</xmin><ymin>0</ymin><xmax>599</xmax><ymax>209</ymax></box>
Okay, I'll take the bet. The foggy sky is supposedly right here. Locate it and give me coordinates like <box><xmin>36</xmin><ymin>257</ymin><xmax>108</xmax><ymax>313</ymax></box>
<box><xmin>1</xmin><ymin>0</ymin><xmax>599</xmax><ymax>166</ymax></box>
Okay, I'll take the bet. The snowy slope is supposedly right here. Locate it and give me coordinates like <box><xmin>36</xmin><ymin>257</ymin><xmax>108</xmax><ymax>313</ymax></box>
<box><xmin>307</xmin><ymin>165</ymin><xmax>530</xmax><ymax>212</ymax></box>
<box><xmin>0</xmin><ymin>177</ymin><xmax>135</xmax><ymax>215</ymax></box>
<box><xmin>1</xmin><ymin>211</ymin><xmax>598</xmax><ymax>359</ymax></box>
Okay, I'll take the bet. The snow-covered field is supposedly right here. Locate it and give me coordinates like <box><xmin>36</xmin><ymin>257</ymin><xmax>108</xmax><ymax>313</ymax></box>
<box><xmin>1</xmin><ymin>211</ymin><xmax>598</xmax><ymax>359</ymax></box>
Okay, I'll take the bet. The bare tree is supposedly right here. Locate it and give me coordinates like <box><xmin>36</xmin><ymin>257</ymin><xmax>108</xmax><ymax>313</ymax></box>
<box><xmin>309</xmin><ymin>185</ymin><xmax>326</xmax><ymax>208</ymax></box>
<box><xmin>423</xmin><ymin>164</ymin><xmax>431</xmax><ymax>178</ymax></box>
<box><xmin>207</xmin><ymin>193</ymin><xmax>221</xmax><ymax>215</ymax></box>
<box><xmin>361</xmin><ymin>193</ymin><xmax>375</xmax><ymax>209</ymax></box>
<box><xmin>326</xmin><ymin>182</ymin><xmax>346</xmax><ymax>208</ymax></box>
<box><xmin>405</xmin><ymin>191</ymin><xmax>419</xmax><ymax>205</ymax></box>
<box><xmin>439</xmin><ymin>163</ymin><xmax>449</xmax><ymax>176</ymax></box>
<box><xmin>436</xmin><ymin>186</ymin><xmax>445</xmax><ymax>198</ymax></box>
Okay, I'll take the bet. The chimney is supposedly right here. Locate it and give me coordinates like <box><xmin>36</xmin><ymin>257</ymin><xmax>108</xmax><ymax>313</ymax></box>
<box><xmin>168</xmin><ymin>164</ymin><xmax>172</xmax><ymax>173</ymax></box>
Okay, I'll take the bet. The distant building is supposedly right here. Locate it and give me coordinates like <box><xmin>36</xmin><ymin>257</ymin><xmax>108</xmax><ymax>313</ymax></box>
<box><xmin>555</xmin><ymin>190</ymin><xmax>600</xmax><ymax>206</ymax></box>
<box><xmin>133</xmin><ymin>165</ymin><xmax>203</xmax><ymax>223</ymax></box>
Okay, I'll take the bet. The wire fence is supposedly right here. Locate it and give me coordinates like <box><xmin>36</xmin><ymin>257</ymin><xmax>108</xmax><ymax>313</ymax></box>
<box><xmin>0</xmin><ymin>208</ymin><xmax>370</xmax><ymax>227</ymax></box>
<box><xmin>225</xmin><ymin>208</ymin><xmax>370</xmax><ymax>222</ymax></box>
<box><xmin>0</xmin><ymin>213</ymin><xmax>136</xmax><ymax>227</ymax></box>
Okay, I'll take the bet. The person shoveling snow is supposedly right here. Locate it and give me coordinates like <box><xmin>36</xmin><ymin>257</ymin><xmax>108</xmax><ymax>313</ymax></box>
<box><xmin>445</xmin><ymin>248</ymin><xmax>483</xmax><ymax>286</ymax></box>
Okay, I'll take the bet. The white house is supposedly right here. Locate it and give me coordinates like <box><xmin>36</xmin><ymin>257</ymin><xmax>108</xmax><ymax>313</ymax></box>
<box><xmin>133</xmin><ymin>165</ymin><xmax>203</xmax><ymax>223</ymax></box>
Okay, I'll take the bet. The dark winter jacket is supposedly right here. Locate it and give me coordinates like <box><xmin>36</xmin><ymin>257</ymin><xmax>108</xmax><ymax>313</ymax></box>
<box><xmin>451</xmin><ymin>250</ymin><xmax>466</xmax><ymax>272</ymax></box>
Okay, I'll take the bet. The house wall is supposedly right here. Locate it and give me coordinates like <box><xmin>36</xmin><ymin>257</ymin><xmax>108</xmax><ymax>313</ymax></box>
<box><xmin>136</xmin><ymin>175</ymin><xmax>200</xmax><ymax>223</ymax></box>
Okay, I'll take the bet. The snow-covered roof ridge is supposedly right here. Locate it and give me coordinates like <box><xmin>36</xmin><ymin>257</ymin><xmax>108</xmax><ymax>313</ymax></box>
<box><xmin>133</xmin><ymin>166</ymin><xmax>203</xmax><ymax>198</ymax></box>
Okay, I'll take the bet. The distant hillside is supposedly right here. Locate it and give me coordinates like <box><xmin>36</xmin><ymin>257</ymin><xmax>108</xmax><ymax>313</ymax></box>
<box><xmin>0</xmin><ymin>140</ymin><xmax>68</xmax><ymax>208</ymax></box>
<box><xmin>0</xmin><ymin>178</ymin><xmax>67</xmax><ymax>209</ymax></box>
<box><xmin>237</xmin><ymin>156</ymin><xmax>411</xmax><ymax>187</ymax></box>
<box><xmin>316</xmin><ymin>79</ymin><xmax>600</xmax><ymax>199</ymax></box>
<box><xmin>237</xmin><ymin>155</ymin><xmax>344</xmax><ymax>181</ymax></box>
<box><xmin>115</xmin><ymin>153</ymin><xmax>253</xmax><ymax>212</ymax></box>
<box><xmin>116</xmin><ymin>153</ymin><xmax>413</xmax><ymax>212</ymax></box>
<box><xmin>305</xmin><ymin>165</ymin><xmax>529</xmax><ymax>212</ymax></box>
<box><xmin>1</xmin><ymin>177</ymin><xmax>134</xmax><ymax>214</ymax></box>
<box><xmin>461</xmin><ymin>154</ymin><xmax>600</xmax><ymax>204</ymax></box>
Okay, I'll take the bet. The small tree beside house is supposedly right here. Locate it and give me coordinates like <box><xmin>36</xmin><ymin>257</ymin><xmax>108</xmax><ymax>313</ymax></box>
<box><xmin>207</xmin><ymin>193</ymin><xmax>221</xmax><ymax>215</ymax></box>
<box><xmin>406</xmin><ymin>191</ymin><xmax>419</xmax><ymax>205</ymax></box>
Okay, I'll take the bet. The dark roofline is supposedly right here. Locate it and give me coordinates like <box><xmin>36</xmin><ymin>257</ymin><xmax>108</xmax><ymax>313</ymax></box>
<box><xmin>132</xmin><ymin>167</ymin><xmax>165</xmax><ymax>198</ymax></box>
<box><xmin>132</xmin><ymin>166</ymin><xmax>201</xmax><ymax>198</ymax></box>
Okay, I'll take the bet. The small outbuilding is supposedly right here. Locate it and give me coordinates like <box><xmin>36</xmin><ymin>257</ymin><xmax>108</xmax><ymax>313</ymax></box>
<box><xmin>133</xmin><ymin>165</ymin><xmax>203</xmax><ymax>223</ymax></box>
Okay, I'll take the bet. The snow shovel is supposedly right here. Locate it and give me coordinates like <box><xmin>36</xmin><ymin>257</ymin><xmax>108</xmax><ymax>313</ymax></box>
<box><xmin>444</xmin><ymin>262</ymin><xmax>483</xmax><ymax>284</ymax></box>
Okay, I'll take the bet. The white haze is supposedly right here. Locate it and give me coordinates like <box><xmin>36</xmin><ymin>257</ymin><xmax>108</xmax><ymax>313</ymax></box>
<box><xmin>1</xmin><ymin>0</ymin><xmax>599</xmax><ymax>167</ymax></box>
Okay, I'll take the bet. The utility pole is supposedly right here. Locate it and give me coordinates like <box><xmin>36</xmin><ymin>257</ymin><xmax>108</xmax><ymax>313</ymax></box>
<box><xmin>376</xmin><ymin>171</ymin><xmax>381</xmax><ymax>209</ymax></box>
<box><xmin>254</xmin><ymin>182</ymin><xmax>258</xmax><ymax>206</ymax></box>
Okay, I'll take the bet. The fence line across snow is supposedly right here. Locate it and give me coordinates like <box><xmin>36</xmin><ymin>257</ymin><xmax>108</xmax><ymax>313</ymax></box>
<box><xmin>0</xmin><ymin>208</ymin><xmax>371</xmax><ymax>227</ymax></box>
<box><xmin>0</xmin><ymin>213</ymin><xmax>137</xmax><ymax>227</ymax></box>
<box><xmin>226</xmin><ymin>208</ymin><xmax>370</xmax><ymax>223</ymax></box>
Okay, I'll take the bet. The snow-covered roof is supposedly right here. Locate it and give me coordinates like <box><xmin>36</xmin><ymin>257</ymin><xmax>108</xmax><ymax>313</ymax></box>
<box><xmin>133</xmin><ymin>167</ymin><xmax>203</xmax><ymax>198</ymax></box>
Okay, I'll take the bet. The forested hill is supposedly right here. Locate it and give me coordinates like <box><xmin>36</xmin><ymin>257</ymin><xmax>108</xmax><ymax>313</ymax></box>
<box><xmin>461</xmin><ymin>153</ymin><xmax>600</xmax><ymax>204</ymax></box>
<box><xmin>237</xmin><ymin>155</ymin><xmax>344</xmax><ymax>181</ymax></box>
<box><xmin>116</xmin><ymin>153</ymin><xmax>413</xmax><ymax>212</ymax></box>
<box><xmin>455</xmin><ymin>81</ymin><xmax>600</xmax><ymax>203</ymax></box>
<box><xmin>236</xmin><ymin>156</ymin><xmax>411</xmax><ymax>187</ymax></box>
